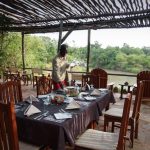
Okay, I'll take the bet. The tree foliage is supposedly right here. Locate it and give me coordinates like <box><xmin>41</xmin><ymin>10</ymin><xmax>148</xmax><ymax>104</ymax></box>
<box><xmin>0</xmin><ymin>33</ymin><xmax>149</xmax><ymax>74</ymax></box>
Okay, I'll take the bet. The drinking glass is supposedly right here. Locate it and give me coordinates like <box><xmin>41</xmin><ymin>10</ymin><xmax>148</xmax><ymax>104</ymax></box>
<box><xmin>43</xmin><ymin>96</ymin><xmax>49</xmax><ymax>112</ymax></box>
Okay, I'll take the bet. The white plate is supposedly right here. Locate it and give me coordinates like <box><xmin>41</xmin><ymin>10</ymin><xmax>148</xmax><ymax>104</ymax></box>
<box><xmin>79</xmin><ymin>92</ymin><xmax>89</xmax><ymax>96</ymax></box>
<box><xmin>98</xmin><ymin>88</ymin><xmax>108</xmax><ymax>91</ymax></box>
<box><xmin>65</xmin><ymin>86</ymin><xmax>75</xmax><ymax>89</ymax></box>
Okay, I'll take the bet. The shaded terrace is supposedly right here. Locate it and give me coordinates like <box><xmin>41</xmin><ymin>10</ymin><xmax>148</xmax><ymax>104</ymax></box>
<box><xmin>0</xmin><ymin>0</ymin><xmax>150</xmax><ymax>149</ymax></box>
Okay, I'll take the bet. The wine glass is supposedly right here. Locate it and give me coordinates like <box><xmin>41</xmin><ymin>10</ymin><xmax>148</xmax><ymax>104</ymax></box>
<box><xmin>43</xmin><ymin>96</ymin><xmax>49</xmax><ymax>112</ymax></box>
<box><xmin>90</xmin><ymin>84</ymin><xmax>94</xmax><ymax>90</ymax></box>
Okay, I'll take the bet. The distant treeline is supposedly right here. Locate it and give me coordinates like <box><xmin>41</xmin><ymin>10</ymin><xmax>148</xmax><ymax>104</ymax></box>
<box><xmin>0</xmin><ymin>32</ymin><xmax>150</xmax><ymax>73</ymax></box>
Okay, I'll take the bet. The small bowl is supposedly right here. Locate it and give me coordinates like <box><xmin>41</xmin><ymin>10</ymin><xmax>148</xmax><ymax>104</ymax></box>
<box><xmin>52</xmin><ymin>95</ymin><xmax>64</xmax><ymax>104</ymax></box>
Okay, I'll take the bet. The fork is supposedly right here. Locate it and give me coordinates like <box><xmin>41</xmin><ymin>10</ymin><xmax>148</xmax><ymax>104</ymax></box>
<box><xmin>59</xmin><ymin>109</ymin><xmax>66</xmax><ymax>113</ymax></box>
<box><xmin>37</xmin><ymin>111</ymin><xmax>49</xmax><ymax>120</ymax></box>
<box><xmin>34</xmin><ymin>111</ymin><xmax>49</xmax><ymax>120</ymax></box>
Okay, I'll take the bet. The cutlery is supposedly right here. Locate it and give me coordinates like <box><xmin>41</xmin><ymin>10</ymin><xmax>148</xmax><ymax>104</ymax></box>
<box><xmin>59</xmin><ymin>109</ymin><xmax>66</xmax><ymax>113</ymax></box>
<box><xmin>37</xmin><ymin>111</ymin><xmax>49</xmax><ymax>120</ymax></box>
<box><xmin>61</xmin><ymin>109</ymin><xmax>66</xmax><ymax>113</ymax></box>
<box><xmin>34</xmin><ymin>111</ymin><xmax>49</xmax><ymax>120</ymax></box>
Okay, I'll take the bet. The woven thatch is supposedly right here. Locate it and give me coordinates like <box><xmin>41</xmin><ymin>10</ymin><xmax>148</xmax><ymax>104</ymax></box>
<box><xmin>0</xmin><ymin>0</ymin><xmax>150</xmax><ymax>33</ymax></box>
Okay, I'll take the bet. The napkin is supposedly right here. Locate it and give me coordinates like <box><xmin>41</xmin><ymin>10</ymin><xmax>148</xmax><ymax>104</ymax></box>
<box><xmin>90</xmin><ymin>89</ymin><xmax>101</xmax><ymax>96</ymax></box>
<box><xmin>24</xmin><ymin>95</ymin><xmax>39</xmax><ymax>103</ymax></box>
<box><xmin>65</xmin><ymin>100</ymin><xmax>80</xmax><ymax>109</ymax></box>
<box><xmin>24</xmin><ymin>104</ymin><xmax>41</xmax><ymax>117</ymax></box>
<box><xmin>54</xmin><ymin>113</ymin><xmax>72</xmax><ymax>119</ymax></box>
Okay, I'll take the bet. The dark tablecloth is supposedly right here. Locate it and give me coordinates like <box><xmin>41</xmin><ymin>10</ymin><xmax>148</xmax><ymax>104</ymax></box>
<box><xmin>16</xmin><ymin>90</ymin><xmax>115</xmax><ymax>150</ymax></box>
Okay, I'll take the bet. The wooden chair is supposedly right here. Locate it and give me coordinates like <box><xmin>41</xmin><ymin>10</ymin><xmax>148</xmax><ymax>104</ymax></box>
<box><xmin>91</xmin><ymin>68</ymin><xmax>108</xmax><ymax>88</ymax></box>
<box><xmin>75</xmin><ymin>93</ymin><xmax>132</xmax><ymax>150</ymax></box>
<box><xmin>0</xmin><ymin>80</ymin><xmax>23</xmax><ymax>103</ymax></box>
<box><xmin>103</xmin><ymin>81</ymin><xmax>144</xmax><ymax>147</ymax></box>
<box><xmin>0</xmin><ymin>101</ymin><xmax>43</xmax><ymax>150</ymax></box>
<box><xmin>3</xmin><ymin>67</ymin><xmax>20</xmax><ymax>82</ymax></box>
<box><xmin>32</xmin><ymin>68</ymin><xmax>43</xmax><ymax>88</ymax></box>
<box><xmin>91</xmin><ymin>68</ymin><xmax>114</xmax><ymax>91</ymax></box>
<box><xmin>137</xmin><ymin>70</ymin><xmax>150</xmax><ymax>101</ymax></box>
<box><xmin>20</xmin><ymin>70</ymin><xmax>32</xmax><ymax>86</ymax></box>
<box><xmin>3</xmin><ymin>67</ymin><xmax>10</xmax><ymax>82</ymax></box>
<box><xmin>36</xmin><ymin>75</ymin><xmax>52</xmax><ymax>96</ymax></box>
<box><xmin>0</xmin><ymin>101</ymin><xmax>19</xmax><ymax>150</ymax></box>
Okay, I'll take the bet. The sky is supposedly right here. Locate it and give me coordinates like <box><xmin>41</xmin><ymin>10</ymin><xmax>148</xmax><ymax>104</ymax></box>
<box><xmin>36</xmin><ymin>27</ymin><xmax>150</xmax><ymax>48</ymax></box>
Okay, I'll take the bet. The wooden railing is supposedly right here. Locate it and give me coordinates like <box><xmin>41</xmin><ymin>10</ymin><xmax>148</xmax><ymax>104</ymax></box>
<box><xmin>24</xmin><ymin>68</ymin><xmax>136</xmax><ymax>86</ymax></box>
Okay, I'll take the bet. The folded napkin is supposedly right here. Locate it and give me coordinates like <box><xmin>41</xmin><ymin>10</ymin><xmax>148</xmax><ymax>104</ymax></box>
<box><xmin>38</xmin><ymin>95</ymin><xmax>49</xmax><ymax>99</ymax></box>
<box><xmin>54</xmin><ymin>113</ymin><xmax>72</xmax><ymax>119</ymax></box>
<box><xmin>24</xmin><ymin>95</ymin><xmax>39</xmax><ymax>103</ymax></box>
<box><xmin>65</xmin><ymin>100</ymin><xmax>80</xmax><ymax>110</ymax></box>
<box><xmin>90</xmin><ymin>89</ymin><xmax>101</xmax><ymax>96</ymax></box>
<box><xmin>84</xmin><ymin>96</ymin><xmax>96</xmax><ymax>101</ymax></box>
<box><xmin>98</xmin><ymin>88</ymin><xmax>108</xmax><ymax>92</ymax></box>
<box><xmin>24</xmin><ymin>104</ymin><xmax>41</xmax><ymax>117</ymax></box>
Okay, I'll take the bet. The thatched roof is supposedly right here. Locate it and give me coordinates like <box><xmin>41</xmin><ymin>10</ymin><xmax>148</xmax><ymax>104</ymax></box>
<box><xmin>0</xmin><ymin>0</ymin><xmax>150</xmax><ymax>33</ymax></box>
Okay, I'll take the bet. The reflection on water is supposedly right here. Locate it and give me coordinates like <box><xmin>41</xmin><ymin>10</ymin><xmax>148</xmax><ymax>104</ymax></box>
<box><xmin>69</xmin><ymin>69</ymin><xmax>137</xmax><ymax>88</ymax></box>
<box><xmin>106</xmin><ymin>69</ymin><xmax>136</xmax><ymax>87</ymax></box>
<box><xmin>108</xmin><ymin>75</ymin><xmax>136</xmax><ymax>88</ymax></box>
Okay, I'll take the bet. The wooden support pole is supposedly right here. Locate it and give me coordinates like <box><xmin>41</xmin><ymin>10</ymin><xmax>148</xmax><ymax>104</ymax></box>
<box><xmin>22</xmin><ymin>32</ymin><xmax>25</xmax><ymax>70</ymax></box>
<box><xmin>86</xmin><ymin>29</ymin><xmax>91</xmax><ymax>73</ymax></box>
<box><xmin>57</xmin><ymin>20</ymin><xmax>63</xmax><ymax>53</ymax></box>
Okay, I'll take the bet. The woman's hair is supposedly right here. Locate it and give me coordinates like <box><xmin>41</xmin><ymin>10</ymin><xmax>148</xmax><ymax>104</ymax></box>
<box><xmin>59</xmin><ymin>44</ymin><xmax>68</xmax><ymax>57</ymax></box>
<box><xmin>60</xmin><ymin>44</ymin><xmax>68</xmax><ymax>51</ymax></box>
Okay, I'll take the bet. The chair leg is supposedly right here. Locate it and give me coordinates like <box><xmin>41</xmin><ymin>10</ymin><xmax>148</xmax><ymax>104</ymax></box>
<box><xmin>88</xmin><ymin>121</ymin><xmax>97</xmax><ymax>129</ymax></box>
<box><xmin>130</xmin><ymin>120</ymin><xmax>134</xmax><ymax>148</ymax></box>
<box><xmin>104</xmin><ymin>117</ymin><xmax>108</xmax><ymax>132</ymax></box>
<box><xmin>135</xmin><ymin>115</ymin><xmax>140</xmax><ymax>139</ymax></box>
<box><xmin>111</xmin><ymin>122</ymin><xmax>114</xmax><ymax>132</ymax></box>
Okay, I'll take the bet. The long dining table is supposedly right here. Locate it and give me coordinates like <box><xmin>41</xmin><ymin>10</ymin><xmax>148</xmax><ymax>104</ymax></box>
<box><xmin>16</xmin><ymin>89</ymin><xmax>115</xmax><ymax>150</ymax></box>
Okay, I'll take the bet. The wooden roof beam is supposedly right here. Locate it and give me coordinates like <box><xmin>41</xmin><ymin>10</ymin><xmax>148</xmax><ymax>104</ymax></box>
<box><xmin>61</xmin><ymin>24</ymin><xmax>77</xmax><ymax>44</ymax></box>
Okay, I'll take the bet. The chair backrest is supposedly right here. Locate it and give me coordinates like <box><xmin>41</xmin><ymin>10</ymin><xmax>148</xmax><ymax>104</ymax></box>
<box><xmin>142</xmin><ymin>80</ymin><xmax>150</xmax><ymax>100</ymax></box>
<box><xmin>91</xmin><ymin>68</ymin><xmax>108</xmax><ymax>88</ymax></box>
<box><xmin>36</xmin><ymin>75</ymin><xmax>52</xmax><ymax>96</ymax></box>
<box><xmin>0</xmin><ymin>81</ymin><xmax>23</xmax><ymax>103</ymax></box>
<box><xmin>32</xmin><ymin>68</ymin><xmax>42</xmax><ymax>75</ymax></box>
<box><xmin>117</xmin><ymin>93</ymin><xmax>132</xmax><ymax>150</ymax></box>
<box><xmin>132</xmin><ymin>81</ymin><xmax>144</xmax><ymax>119</ymax></box>
<box><xmin>0</xmin><ymin>101</ymin><xmax>19</xmax><ymax>150</ymax></box>
<box><xmin>137</xmin><ymin>70</ymin><xmax>150</xmax><ymax>99</ymax></box>
<box><xmin>3</xmin><ymin>67</ymin><xmax>20</xmax><ymax>82</ymax></box>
